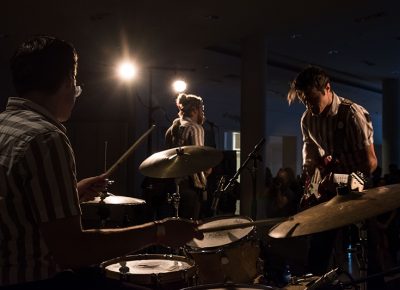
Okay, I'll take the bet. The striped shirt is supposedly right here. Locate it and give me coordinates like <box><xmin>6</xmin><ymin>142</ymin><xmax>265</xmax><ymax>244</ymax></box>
<box><xmin>0</xmin><ymin>97</ymin><xmax>81</xmax><ymax>285</ymax></box>
<box><xmin>301</xmin><ymin>92</ymin><xmax>374</xmax><ymax>174</ymax></box>
<box><xmin>165</xmin><ymin>116</ymin><xmax>206</xmax><ymax>188</ymax></box>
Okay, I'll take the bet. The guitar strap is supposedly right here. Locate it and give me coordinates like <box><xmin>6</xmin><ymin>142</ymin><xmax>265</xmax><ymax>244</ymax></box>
<box><xmin>332</xmin><ymin>98</ymin><xmax>352</xmax><ymax>160</ymax></box>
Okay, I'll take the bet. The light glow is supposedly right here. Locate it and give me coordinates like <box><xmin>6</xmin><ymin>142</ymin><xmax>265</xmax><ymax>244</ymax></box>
<box><xmin>117</xmin><ymin>61</ymin><xmax>137</xmax><ymax>81</ymax></box>
<box><xmin>172</xmin><ymin>79</ymin><xmax>187</xmax><ymax>93</ymax></box>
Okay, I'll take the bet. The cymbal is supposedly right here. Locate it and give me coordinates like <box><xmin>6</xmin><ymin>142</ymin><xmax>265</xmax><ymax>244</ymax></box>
<box><xmin>269</xmin><ymin>184</ymin><xmax>400</xmax><ymax>238</ymax></box>
<box><xmin>139</xmin><ymin>145</ymin><xmax>223</xmax><ymax>178</ymax></box>
<box><xmin>81</xmin><ymin>194</ymin><xmax>146</xmax><ymax>205</ymax></box>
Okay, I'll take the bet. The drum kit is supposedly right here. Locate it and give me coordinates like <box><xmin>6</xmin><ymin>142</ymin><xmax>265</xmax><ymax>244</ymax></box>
<box><xmin>80</xmin><ymin>127</ymin><xmax>400</xmax><ymax>290</ymax></box>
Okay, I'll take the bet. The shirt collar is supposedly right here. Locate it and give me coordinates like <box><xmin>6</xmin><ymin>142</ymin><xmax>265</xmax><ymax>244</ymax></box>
<box><xmin>180</xmin><ymin>116</ymin><xmax>196</xmax><ymax>124</ymax></box>
<box><xmin>326</xmin><ymin>91</ymin><xmax>341</xmax><ymax>116</ymax></box>
<box><xmin>5</xmin><ymin>97</ymin><xmax>67</xmax><ymax>133</ymax></box>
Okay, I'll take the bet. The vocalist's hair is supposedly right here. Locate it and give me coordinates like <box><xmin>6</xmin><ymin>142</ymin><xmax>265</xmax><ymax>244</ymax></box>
<box><xmin>176</xmin><ymin>93</ymin><xmax>203</xmax><ymax>117</ymax></box>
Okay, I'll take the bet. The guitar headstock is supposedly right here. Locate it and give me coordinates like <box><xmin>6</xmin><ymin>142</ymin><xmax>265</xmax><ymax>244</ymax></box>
<box><xmin>350</xmin><ymin>171</ymin><xmax>366</xmax><ymax>192</ymax></box>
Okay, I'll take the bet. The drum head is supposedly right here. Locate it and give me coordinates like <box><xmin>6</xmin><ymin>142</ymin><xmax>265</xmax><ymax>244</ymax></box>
<box><xmin>187</xmin><ymin>216</ymin><xmax>253</xmax><ymax>249</ymax></box>
<box><xmin>101</xmin><ymin>254</ymin><xmax>195</xmax><ymax>285</ymax></box>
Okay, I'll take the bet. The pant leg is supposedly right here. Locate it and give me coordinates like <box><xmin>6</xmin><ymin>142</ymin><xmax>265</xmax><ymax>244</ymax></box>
<box><xmin>307</xmin><ymin>229</ymin><xmax>337</xmax><ymax>275</ymax></box>
<box><xmin>178</xmin><ymin>180</ymin><xmax>201</xmax><ymax>220</ymax></box>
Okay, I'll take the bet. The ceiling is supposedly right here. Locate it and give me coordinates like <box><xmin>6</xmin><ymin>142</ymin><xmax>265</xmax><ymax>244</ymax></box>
<box><xmin>1</xmin><ymin>0</ymin><xmax>399</xmax><ymax>122</ymax></box>
<box><xmin>1</xmin><ymin>0</ymin><xmax>399</xmax><ymax>184</ymax></box>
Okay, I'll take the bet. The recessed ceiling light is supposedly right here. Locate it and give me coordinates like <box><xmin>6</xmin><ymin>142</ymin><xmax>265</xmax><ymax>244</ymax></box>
<box><xmin>362</xmin><ymin>60</ymin><xmax>376</xmax><ymax>66</ymax></box>
<box><xmin>204</xmin><ymin>15</ymin><xmax>220</xmax><ymax>21</ymax></box>
<box><xmin>328</xmin><ymin>49</ymin><xmax>339</xmax><ymax>55</ymax></box>
<box><xmin>290</xmin><ymin>33</ymin><xmax>302</xmax><ymax>39</ymax></box>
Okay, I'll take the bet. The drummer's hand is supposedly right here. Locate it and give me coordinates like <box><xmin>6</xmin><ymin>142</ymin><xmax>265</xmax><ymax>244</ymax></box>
<box><xmin>155</xmin><ymin>218</ymin><xmax>204</xmax><ymax>247</ymax></box>
<box><xmin>77</xmin><ymin>174</ymin><xmax>108</xmax><ymax>202</ymax></box>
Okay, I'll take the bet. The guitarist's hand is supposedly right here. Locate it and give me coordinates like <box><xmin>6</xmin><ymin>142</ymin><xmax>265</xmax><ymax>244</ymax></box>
<box><xmin>319</xmin><ymin>172</ymin><xmax>336</xmax><ymax>199</ymax></box>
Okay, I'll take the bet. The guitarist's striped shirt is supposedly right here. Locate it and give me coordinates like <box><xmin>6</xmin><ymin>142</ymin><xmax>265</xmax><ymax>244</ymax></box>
<box><xmin>301</xmin><ymin>92</ymin><xmax>374</xmax><ymax>174</ymax></box>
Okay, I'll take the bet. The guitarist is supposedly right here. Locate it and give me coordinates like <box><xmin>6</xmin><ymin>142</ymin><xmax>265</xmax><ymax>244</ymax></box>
<box><xmin>287</xmin><ymin>66</ymin><xmax>378</xmax><ymax>275</ymax></box>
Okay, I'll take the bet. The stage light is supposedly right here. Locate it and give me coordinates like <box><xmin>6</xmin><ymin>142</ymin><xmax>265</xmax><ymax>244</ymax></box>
<box><xmin>172</xmin><ymin>79</ymin><xmax>187</xmax><ymax>93</ymax></box>
<box><xmin>117</xmin><ymin>61</ymin><xmax>137</xmax><ymax>81</ymax></box>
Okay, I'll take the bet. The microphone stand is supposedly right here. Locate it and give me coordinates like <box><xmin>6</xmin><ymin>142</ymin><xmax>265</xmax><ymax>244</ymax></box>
<box><xmin>222</xmin><ymin>138</ymin><xmax>265</xmax><ymax>220</ymax></box>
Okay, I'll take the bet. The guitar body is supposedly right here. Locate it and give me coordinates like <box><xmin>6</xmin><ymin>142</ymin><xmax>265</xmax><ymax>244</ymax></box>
<box><xmin>300</xmin><ymin>167</ymin><xmax>324</xmax><ymax>210</ymax></box>
<box><xmin>299</xmin><ymin>166</ymin><xmax>365</xmax><ymax>211</ymax></box>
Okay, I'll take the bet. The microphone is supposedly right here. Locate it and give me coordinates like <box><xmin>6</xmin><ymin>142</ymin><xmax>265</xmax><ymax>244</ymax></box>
<box><xmin>304</xmin><ymin>268</ymin><xmax>339</xmax><ymax>290</ymax></box>
<box><xmin>206</xmin><ymin>119</ymin><xmax>218</xmax><ymax>128</ymax></box>
<box><xmin>249</xmin><ymin>137</ymin><xmax>266</xmax><ymax>158</ymax></box>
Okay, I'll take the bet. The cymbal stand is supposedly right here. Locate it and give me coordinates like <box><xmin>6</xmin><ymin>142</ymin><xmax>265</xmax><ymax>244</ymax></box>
<box><xmin>355</xmin><ymin>222</ymin><xmax>368</xmax><ymax>290</ymax></box>
<box><xmin>97</xmin><ymin>179</ymin><xmax>115</xmax><ymax>228</ymax></box>
<box><xmin>168</xmin><ymin>178</ymin><xmax>182</xmax><ymax>218</ymax></box>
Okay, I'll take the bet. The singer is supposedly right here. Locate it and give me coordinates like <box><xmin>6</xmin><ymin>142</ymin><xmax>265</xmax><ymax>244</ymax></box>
<box><xmin>165</xmin><ymin>93</ymin><xmax>211</xmax><ymax>219</ymax></box>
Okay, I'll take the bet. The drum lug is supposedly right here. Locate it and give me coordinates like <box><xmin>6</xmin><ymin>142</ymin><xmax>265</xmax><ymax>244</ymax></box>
<box><xmin>151</xmin><ymin>273</ymin><xmax>161</xmax><ymax>286</ymax></box>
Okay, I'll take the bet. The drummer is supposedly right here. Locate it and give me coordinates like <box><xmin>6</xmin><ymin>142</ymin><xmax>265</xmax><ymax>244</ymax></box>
<box><xmin>165</xmin><ymin>93</ymin><xmax>211</xmax><ymax>219</ymax></box>
<box><xmin>0</xmin><ymin>36</ymin><xmax>203</xmax><ymax>290</ymax></box>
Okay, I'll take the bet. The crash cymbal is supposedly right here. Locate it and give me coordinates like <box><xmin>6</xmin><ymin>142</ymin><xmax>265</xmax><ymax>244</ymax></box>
<box><xmin>269</xmin><ymin>184</ymin><xmax>400</xmax><ymax>238</ymax></box>
<box><xmin>139</xmin><ymin>145</ymin><xmax>223</xmax><ymax>178</ymax></box>
<box><xmin>81</xmin><ymin>194</ymin><xmax>146</xmax><ymax>205</ymax></box>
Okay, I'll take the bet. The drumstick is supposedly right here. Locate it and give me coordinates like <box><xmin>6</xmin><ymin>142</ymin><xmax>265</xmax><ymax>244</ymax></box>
<box><xmin>197</xmin><ymin>217</ymin><xmax>291</xmax><ymax>233</ymax></box>
<box><xmin>104</xmin><ymin>125</ymin><xmax>156</xmax><ymax>177</ymax></box>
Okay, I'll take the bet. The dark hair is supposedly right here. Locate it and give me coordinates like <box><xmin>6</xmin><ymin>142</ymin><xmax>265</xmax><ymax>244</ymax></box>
<box><xmin>176</xmin><ymin>93</ymin><xmax>203</xmax><ymax>117</ymax></box>
<box><xmin>287</xmin><ymin>66</ymin><xmax>330</xmax><ymax>104</ymax></box>
<box><xmin>10</xmin><ymin>36</ymin><xmax>78</xmax><ymax>96</ymax></box>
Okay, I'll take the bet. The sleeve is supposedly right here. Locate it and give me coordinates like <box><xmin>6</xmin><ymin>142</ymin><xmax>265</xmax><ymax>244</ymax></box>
<box><xmin>301</xmin><ymin>112</ymin><xmax>320</xmax><ymax>169</ymax></box>
<box><xmin>23</xmin><ymin>131</ymin><xmax>81</xmax><ymax>223</ymax></box>
<box><xmin>188</xmin><ymin>124</ymin><xmax>204</xmax><ymax>146</ymax></box>
<box><xmin>348</xmin><ymin>104</ymin><xmax>374</xmax><ymax>150</ymax></box>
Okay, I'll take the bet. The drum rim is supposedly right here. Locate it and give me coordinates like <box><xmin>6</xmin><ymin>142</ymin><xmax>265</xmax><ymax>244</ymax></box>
<box><xmin>186</xmin><ymin>215</ymin><xmax>255</xmax><ymax>251</ymax></box>
<box><xmin>100</xmin><ymin>253</ymin><xmax>195</xmax><ymax>268</ymax></box>
<box><xmin>180</xmin><ymin>282</ymin><xmax>276</xmax><ymax>289</ymax></box>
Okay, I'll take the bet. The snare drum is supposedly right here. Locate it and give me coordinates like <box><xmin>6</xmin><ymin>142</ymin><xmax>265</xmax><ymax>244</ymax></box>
<box><xmin>100</xmin><ymin>254</ymin><xmax>196</xmax><ymax>289</ymax></box>
<box><xmin>186</xmin><ymin>216</ymin><xmax>260</xmax><ymax>284</ymax></box>
<box><xmin>181</xmin><ymin>283</ymin><xmax>276</xmax><ymax>289</ymax></box>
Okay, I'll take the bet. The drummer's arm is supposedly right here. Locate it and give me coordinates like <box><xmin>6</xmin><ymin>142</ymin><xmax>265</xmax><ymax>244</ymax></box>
<box><xmin>77</xmin><ymin>174</ymin><xmax>108</xmax><ymax>202</ymax></box>
<box><xmin>40</xmin><ymin>216</ymin><xmax>158</xmax><ymax>268</ymax></box>
<box><xmin>40</xmin><ymin>216</ymin><xmax>202</xmax><ymax>269</ymax></box>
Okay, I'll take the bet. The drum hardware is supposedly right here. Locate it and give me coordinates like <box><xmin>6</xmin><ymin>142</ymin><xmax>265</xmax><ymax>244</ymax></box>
<box><xmin>167</xmin><ymin>178</ymin><xmax>183</xmax><ymax>218</ymax></box>
<box><xmin>139</xmin><ymin>145</ymin><xmax>223</xmax><ymax>218</ymax></box>
<box><xmin>289</xmin><ymin>273</ymin><xmax>314</xmax><ymax>284</ymax></box>
<box><xmin>216</xmin><ymin>138</ymin><xmax>265</xmax><ymax>220</ymax></box>
<box><xmin>211</xmin><ymin>175</ymin><xmax>226</xmax><ymax>216</ymax></box>
<box><xmin>304</xmin><ymin>268</ymin><xmax>339</xmax><ymax>290</ymax></box>
<box><xmin>119</xmin><ymin>259</ymin><xmax>130</xmax><ymax>274</ymax></box>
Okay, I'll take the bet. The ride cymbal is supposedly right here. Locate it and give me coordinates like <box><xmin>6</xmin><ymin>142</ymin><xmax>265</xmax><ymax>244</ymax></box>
<box><xmin>139</xmin><ymin>145</ymin><xmax>223</xmax><ymax>178</ymax></box>
<box><xmin>269</xmin><ymin>184</ymin><xmax>400</xmax><ymax>238</ymax></box>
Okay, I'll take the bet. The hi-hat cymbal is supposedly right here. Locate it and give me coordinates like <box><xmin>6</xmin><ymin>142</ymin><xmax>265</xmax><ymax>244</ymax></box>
<box><xmin>139</xmin><ymin>145</ymin><xmax>223</xmax><ymax>178</ymax></box>
<box><xmin>81</xmin><ymin>194</ymin><xmax>146</xmax><ymax>205</ymax></box>
<box><xmin>269</xmin><ymin>184</ymin><xmax>400</xmax><ymax>238</ymax></box>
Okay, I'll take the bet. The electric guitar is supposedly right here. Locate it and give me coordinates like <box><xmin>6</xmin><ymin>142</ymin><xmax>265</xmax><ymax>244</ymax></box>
<box><xmin>300</xmin><ymin>167</ymin><xmax>365</xmax><ymax>210</ymax></box>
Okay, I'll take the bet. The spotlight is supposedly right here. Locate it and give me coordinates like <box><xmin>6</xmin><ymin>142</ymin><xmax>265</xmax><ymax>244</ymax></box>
<box><xmin>172</xmin><ymin>79</ymin><xmax>187</xmax><ymax>93</ymax></box>
<box><xmin>117</xmin><ymin>61</ymin><xmax>137</xmax><ymax>81</ymax></box>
